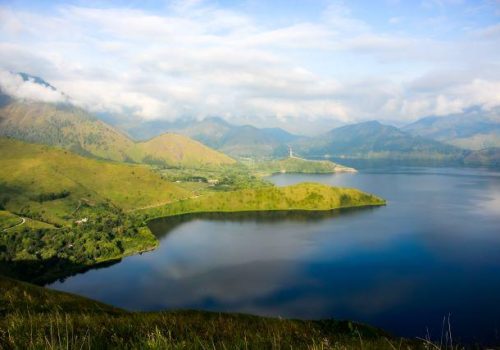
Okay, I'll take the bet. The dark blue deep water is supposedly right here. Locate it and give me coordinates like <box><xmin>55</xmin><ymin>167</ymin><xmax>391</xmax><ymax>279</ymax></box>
<box><xmin>48</xmin><ymin>166</ymin><xmax>500</xmax><ymax>344</ymax></box>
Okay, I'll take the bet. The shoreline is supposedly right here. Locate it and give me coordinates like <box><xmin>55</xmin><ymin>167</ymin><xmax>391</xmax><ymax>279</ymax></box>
<box><xmin>41</xmin><ymin>201</ymin><xmax>386</xmax><ymax>285</ymax></box>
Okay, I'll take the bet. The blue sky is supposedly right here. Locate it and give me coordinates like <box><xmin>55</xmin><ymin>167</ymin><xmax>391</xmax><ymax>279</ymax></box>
<box><xmin>0</xmin><ymin>0</ymin><xmax>499</xmax><ymax>133</ymax></box>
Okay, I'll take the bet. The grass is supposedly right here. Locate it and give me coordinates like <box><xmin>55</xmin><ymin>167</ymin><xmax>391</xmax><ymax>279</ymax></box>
<box><xmin>0</xmin><ymin>210</ymin><xmax>22</xmax><ymax>230</ymax></box>
<box><xmin>136</xmin><ymin>182</ymin><xmax>386</xmax><ymax>222</ymax></box>
<box><xmin>0</xmin><ymin>275</ymin><xmax>438</xmax><ymax>350</ymax></box>
<box><xmin>245</xmin><ymin>157</ymin><xmax>357</xmax><ymax>176</ymax></box>
<box><xmin>157</xmin><ymin>162</ymin><xmax>272</xmax><ymax>192</ymax></box>
<box><xmin>0</xmin><ymin>210</ymin><xmax>53</xmax><ymax>231</ymax></box>
<box><xmin>133</xmin><ymin>133</ymin><xmax>235</xmax><ymax>167</ymax></box>
<box><xmin>0</xmin><ymin>137</ymin><xmax>190</xmax><ymax>225</ymax></box>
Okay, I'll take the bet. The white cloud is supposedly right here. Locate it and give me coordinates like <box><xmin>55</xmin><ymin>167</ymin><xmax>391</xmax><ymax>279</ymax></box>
<box><xmin>0</xmin><ymin>70</ymin><xmax>67</xmax><ymax>103</ymax></box>
<box><xmin>0</xmin><ymin>1</ymin><xmax>498</xmax><ymax>132</ymax></box>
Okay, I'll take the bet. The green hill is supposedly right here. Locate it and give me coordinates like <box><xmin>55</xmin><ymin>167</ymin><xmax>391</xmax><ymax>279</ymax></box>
<box><xmin>295</xmin><ymin>121</ymin><xmax>464</xmax><ymax>160</ymax></box>
<box><xmin>137</xmin><ymin>182</ymin><xmax>385</xmax><ymax>221</ymax></box>
<box><xmin>0</xmin><ymin>275</ymin><xmax>420</xmax><ymax>349</ymax></box>
<box><xmin>134</xmin><ymin>133</ymin><xmax>235</xmax><ymax>167</ymax></box>
<box><xmin>248</xmin><ymin>156</ymin><xmax>356</xmax><ymax>175</ymax></box>
<box><xmin>0</xmin><ymin>137</ymin><xmax>192</xmax><ymax>282</ymax></box>
<box><xmin>0</xmin><ymin>137</ymin><xmax>189</xmax><ymax>224</ymax></box>
<box><xmin>0</xmin><ymin>99</ymin><xmax>234</xmax><ymax>167</ymax></box>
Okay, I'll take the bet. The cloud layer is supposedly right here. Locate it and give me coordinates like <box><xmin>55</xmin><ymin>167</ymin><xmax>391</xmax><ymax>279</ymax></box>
<box><xmin>0</xmin><ymin>70</ymin><xmax>67</xmax><ymax>103</ymax></box>
<box><xmin>0</xmin><ymin>0</ymin><xmax>499</xmax><ymax>132</ymax></box>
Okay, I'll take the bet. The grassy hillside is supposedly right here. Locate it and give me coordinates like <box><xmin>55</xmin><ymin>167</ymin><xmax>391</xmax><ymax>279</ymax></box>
<box><xmin>0</xmin><ymin>99</ymin><xmax>234</xmax><ymax>167</ymax></box>
<box><xmin>295</xmin><ymin>121</ymin><xmax>464</xmax><ymax>160</ymax></box>
<box><xmin>0</xmin><ymin>275</ymin><xmax>432</xmax><ymax>350</ymax></box>
<box><xmin>248</xmin><ymin>157</ymin><xmax>356</xmax><ymax>176</ymax></box>
<box><xmin>136</xmin><ymin>182</ymin><xmax>385</xmax><ymax>222</ymax></box>
<box><xmin>0</xmin><ymin>100</ymin><xmax>136</xmax><ymax>159</ymax></box>
<box><xmin>0</xmin><ymin>138</ymin><xmax>193</xmax><ymax>282</ymax></box>
<box><xmin>0</xmin><ymin>138</ymin><xmax>189</xmax><ymax>221</ymax></box>
<box><xmin>134</xmin><ymin>133</ymin><xmax>234</xmax><ymax>167</ymax></box>
<box><xmin>0</xmin><ymin>210</ymin><xmax>22</xmax><ymax>229</ymax></box>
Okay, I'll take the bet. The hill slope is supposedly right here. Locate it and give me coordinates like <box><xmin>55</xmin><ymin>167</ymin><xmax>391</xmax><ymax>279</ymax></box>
<box><xmin>0</xmin><ymin>137</ymin><xmax>189</xmax><ymax>223</ymax></box>
<box><xmin>294</xmin><ymin>121</ymin><xmax>464</xmax><ymax>160</ymax></box>
<box><xmin>403</xmin><ymin>108</ymin><xmax>500</xmax><ymax>150</ymax></box>
<box><xmin>217</xmin><ymin>124</ymin><xmax>297</xmax><ymax>158</ymax></box>
<box><xmin>134</xmin><ymin>133</ymin><xmax>234</xmax><ymax>167</ymax></box>
<box><xmin>0</xmin><ymin>137</ymin><xmax>197</xmax><ymax>282</ymax></box>
<box><xmin>0</xmin><ymin>97</ymin><xmax>234</xmax><ymax>167</ymax></box>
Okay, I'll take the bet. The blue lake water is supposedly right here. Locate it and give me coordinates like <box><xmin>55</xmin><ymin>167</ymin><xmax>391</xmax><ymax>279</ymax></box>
<box><xmin>48</xmin><ymin>166</ymin><xmax>500</xmax><ymax>344</ymax></box>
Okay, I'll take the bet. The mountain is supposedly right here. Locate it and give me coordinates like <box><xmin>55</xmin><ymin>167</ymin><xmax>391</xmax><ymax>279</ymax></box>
<box><xmin>215</xmin><ymin>124</ymin><xmax>298</xmax><ymax>158</ymax></box>
<box><xmin>118</xmin><ymin>116</ymin><xmax>299</xmax><ymax>159</ymax></box>
<box><xmin>294</xmin><ymin>121</ymin><xmax>464</xmax><ymax>160</ymax></box>
<box><xmin>403</xmin><ymin>107</ymin><xmax>500</xmax><ymax>150</ymax></box>
<box><xmin>0</xmin><ymin>93</ymin><xmax>234</xmax><ymax>168</ymax></box>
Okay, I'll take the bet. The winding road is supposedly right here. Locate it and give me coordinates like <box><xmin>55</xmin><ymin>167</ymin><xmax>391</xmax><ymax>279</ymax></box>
<box><xmin>3</xmin><ymin>217</ymin><xmax>26</xmax><ymax>231</ymax></box>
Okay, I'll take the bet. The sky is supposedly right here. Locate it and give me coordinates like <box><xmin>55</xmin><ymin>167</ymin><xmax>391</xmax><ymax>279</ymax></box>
<box><xmin>0</xmin><ymin>0</ymin><xmax>499</xmax><ymax>134</ymax></box>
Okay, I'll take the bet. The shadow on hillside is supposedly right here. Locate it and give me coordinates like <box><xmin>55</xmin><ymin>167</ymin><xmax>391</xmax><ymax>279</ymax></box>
<box><xmin>0</xmin><ymin>257</ymin><xmax>120</xmax><ymax>286</ymax></box>
<box><xmin>148</xmin><ymin>205</ymin><xmax>383</xmax><ymax>239</ymax></box>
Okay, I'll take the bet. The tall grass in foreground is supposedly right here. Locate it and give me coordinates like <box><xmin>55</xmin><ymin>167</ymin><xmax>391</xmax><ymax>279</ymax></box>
<box><xmin>0</xmin><ymin>310</ymin><xmax>472</xmax><ymax>350</ymax></box>
<box><xmin>0</xmin><ymin>276</ymin><xmax>479</xmax><ymax>350</ymax></box>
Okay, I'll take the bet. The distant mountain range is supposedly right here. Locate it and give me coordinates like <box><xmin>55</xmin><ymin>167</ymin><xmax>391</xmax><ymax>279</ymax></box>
<box><xmin>115</xmin><ymin>115</ymin><xmax>475</xmax><ymax>162</ymax></box>
<box><xmin>113</xmin><ymin>116</ymin><xmax>299</xmax><ymax>158</ymax></box>
<box><xmin>402</xmin><ymin>107</ymin><xmax>500</xmax><ymax>150</ymax></box>
<box><xmin>132</xmin><ymin>117</ymin><xmax>471</xmax><ymax>162</ymax></box>
<box><xmin>1</xmin><ymin>72</ymin><xmax>499</xmax><ymax>166</ymax></box>
<box><xmin>292</xmin><ymin>121</ymin><xmax>465</xmax><ymax>160</ymax></box>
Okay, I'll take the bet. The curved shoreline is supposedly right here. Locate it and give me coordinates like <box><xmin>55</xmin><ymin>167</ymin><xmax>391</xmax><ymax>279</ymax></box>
<box><xmin>142</xmin><ymin>202</ymin><xmax>386</xmax><ymax>229</ymax></box>
<box><xmin>26</xmin><ymin>183</ymin><xmax>385</xmax><ymax>284</ymax></box>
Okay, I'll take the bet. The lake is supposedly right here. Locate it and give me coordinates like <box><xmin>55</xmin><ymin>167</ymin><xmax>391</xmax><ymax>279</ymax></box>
<box><xmin>48</xmin><ymin>166</ymin><xmax>500</xmax><ymax>344</ymax></box>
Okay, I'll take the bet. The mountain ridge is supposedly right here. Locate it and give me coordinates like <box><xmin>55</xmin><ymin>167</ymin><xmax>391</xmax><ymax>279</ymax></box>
<box><xmin>0</xmin><ymin>92</ymin><xmax>235</xmax><ymax>167</ymax></box>
<box><xmin>403</xmin><ymin>107</ymin><xmax>500</xmax><ymax>150</ymax></box>
<box><xmin>293</xmin><ymin>120</ymin><xmax>465</xmax><ymax>160</ymax></box>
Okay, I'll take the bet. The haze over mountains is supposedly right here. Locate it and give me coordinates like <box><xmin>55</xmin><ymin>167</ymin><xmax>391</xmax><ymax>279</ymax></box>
<box><xmin>294</xmin><ymin>121</ymin><xmax>464</xmax><ymax>160</ymax></box>
<box><xmin>403</xmin><ymin>107</ymin><xmax>500</xmax><ymax>150</ymax></box>
<box><xmin>1</xmin><ymin>72</ymin><xmax>499</xmax><ymax>166</ymax></box>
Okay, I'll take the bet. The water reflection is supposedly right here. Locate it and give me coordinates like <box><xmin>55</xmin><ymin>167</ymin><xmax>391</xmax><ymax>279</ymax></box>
<box><xmin>148</xmin><ymin>208</ymin><xmax>379</xmax><ymax>239</ymax></box>
<box><xmin>48</xmin><ymin>167</ymin><xmax>500</xmax><ymax>344</ymax></box>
